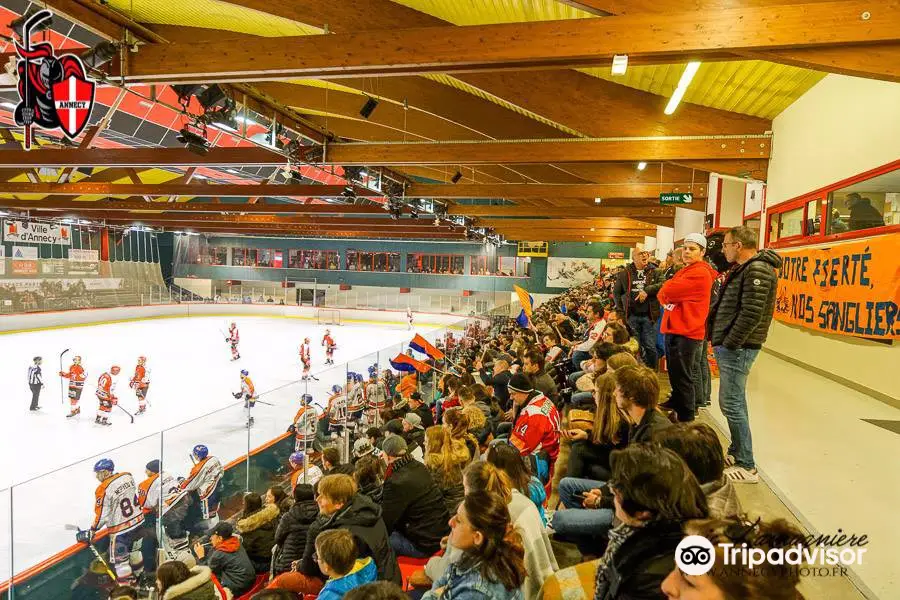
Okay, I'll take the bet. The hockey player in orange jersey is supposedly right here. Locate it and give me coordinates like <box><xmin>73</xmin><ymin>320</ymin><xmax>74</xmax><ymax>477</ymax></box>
<box><xmin>129</xmin><ymin>356</ymin><xmax>151</xmax><ymax>415</ymax></box>
<box><xmin>233</xmin><ymin>369</ymin><xmax>257</xmax><ymax>426</ymax></box>
<box><xmin>95</xmin><ymin>366</ymin><xmax>120</xmax><ymax>426</ymax></box>
<box><xmin>59</xmin><ymin>355</ymin><xmax>86</xmax><ymax>418</ymax></box>
<box><xmin>322</xmin><ymin>329</ymin><xmax>336</xmax><ymax>365</ymax></box>
<box><xmin>299</xmin><ymin>337</ymin><xmax>313</xmax><ymax>381</ymax></box>
<box><xmin>225</xmin><ymin>322</ymin><xmax>240</xmax><ymax>360</ymax></box>
<box><xmin>287</xmin><ymin>393</ymin><xmax>319</xmax><ymax>453</ymax></box>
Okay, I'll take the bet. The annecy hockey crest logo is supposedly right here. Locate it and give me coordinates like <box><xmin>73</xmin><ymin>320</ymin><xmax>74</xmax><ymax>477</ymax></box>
<box><xmin>12</xmin><ymin>10</ymin><xmax>96</xmax><ymax>150</ymax></box>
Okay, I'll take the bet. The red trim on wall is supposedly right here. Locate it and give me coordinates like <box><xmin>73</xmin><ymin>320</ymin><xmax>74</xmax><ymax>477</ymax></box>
<box><xmin>768</xmin><ymin>223</ymin><xmax>900</xmax><ymax>249</ymax></box>
<box><xmin>714</xmin><ymin>177</ymin><xmax>723</xmax><ymax>229</ymax></box>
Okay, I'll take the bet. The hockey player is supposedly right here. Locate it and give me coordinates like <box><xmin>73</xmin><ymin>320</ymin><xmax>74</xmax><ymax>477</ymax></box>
<box><xmin>365</xmin><ymin>367</ymin><xmax>388</xmax><ymax>427</ymax></box>
<box><xmin>129</xmin><ymin>356</ymin><xmax>150</xmax><ymax>415</ymax></box>
<box><xmin>346</xmin><ymin>372</ymin><xmax>366</xmax><ymax>424</ymax></box>
<box><xmin>136</xmin><ymin>459</ymin><xmax>177</xmax><ymax>573</ymax></box>
<box><xmin>78</xmin><ymin>458</ymin><xmax>144</xmax><ymax>584</ymax></box>
<box><xmin>178</xmin><ymin>445</ymin><xmax>224</xmax><ymax>530</ymax></box>
<box><xmin>406</xmin><ymin>307</ymin><xmax>414</xmax><ymax>330</ymax></box>
<box><xmin>287</xmin><ymin>393</ymin><xmax>319</xmax><ymax>453</ymax></box>
<box><xmin>287</xmin><ymin>451</ymin><xmax>323</xmax><ymax>492</ymax></box>
<box><xmin>322</xmin><ymin>329</ymin><xmax>336</xmax><ymax>365</ymax></box>
<box><xmin>232</xmin><ymin>369</ymin><xmax>257</xmax><ymax>426</ymax></box>
<box><xmin>299</xmin><ymin>337</ymin><xmax>312</xmax><ymax>380</ymax></box>
<box><xmin>326</xmin><ymin>384</ymin><xmax>347</xmax><ymax>434</ymax></box>
<box><xmin>95</xmin><ymin>366</ymin><xmax>121</xmax><ymax>426</ymax></box>
<box><xmin>59</xmin><ymin>354</ymin><xmax>86</xmax><ymax>418</ymax></box>
<box><xmin>225</xmin><ymin>322</ymin><xmax>240</xmax><ymax>361</ymax></box>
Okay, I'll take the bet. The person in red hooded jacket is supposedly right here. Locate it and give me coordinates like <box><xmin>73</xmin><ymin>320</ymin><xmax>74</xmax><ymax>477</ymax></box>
<box><xmin>658</xmin><ymin>233</ymin><xmax>717</xmax><ymax>422</ymax></box>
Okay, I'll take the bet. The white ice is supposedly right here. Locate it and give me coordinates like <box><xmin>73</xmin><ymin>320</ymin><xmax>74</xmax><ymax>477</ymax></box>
<box><xmin>0</xmin><ymin>315</ymin><xmax>437</xmax><ymax>582</ymax></box>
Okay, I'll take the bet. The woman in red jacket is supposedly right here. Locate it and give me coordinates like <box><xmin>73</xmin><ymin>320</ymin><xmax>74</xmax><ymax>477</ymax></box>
<box><xmin>658</xmin><ymin>233</ymin><xmax>717</xmax><ymax>422</ymax></box>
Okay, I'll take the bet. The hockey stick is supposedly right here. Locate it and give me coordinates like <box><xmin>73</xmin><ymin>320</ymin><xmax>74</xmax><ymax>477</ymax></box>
<box><xmin>59</xmin><ymin>348</ymin><xmax>70</xmax><ymax>405</ymax></box>
<box><xmin>116</xmin><ymin>403</ymin><xmax>135</xmax><ymax>423</ymax></box>
<box><xmin>65</xmin><ymin>525</ymin><xmax>117</xmax><ymax>581</ymax></box>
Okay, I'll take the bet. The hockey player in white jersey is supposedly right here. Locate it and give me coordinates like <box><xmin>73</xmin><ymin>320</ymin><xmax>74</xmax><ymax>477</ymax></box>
<box><xmin>287</xmin><ymin>393</ymin><xmax>319</xmax><ymax>453</ymax></box>
<box><xmin>180</xmin><ymin>444</ymin><xmax>224</xmax><ymax>529</ymax></box>
<box><xmin>77</xmin><ymin>458</ymin><xmax>145</xmax><ymax>584</ymax></box>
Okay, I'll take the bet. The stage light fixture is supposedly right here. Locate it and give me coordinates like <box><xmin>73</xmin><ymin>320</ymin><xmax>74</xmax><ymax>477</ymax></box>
<box><xmin>198</xmin><ymin>85</ymin><xmax>229</xmax><ymax>111</ymax></box>
<box><xmin>359</xmin><ymin>96</ymin><xmax>379</xmax><ymax>119</ymax></box>
<box><xmin>451</xmin><ymin>171</ymin><xmax>463</xmax><ymax>184</ymax></box>
<box><xmin>81</xmin><ymin>42</ymin><xmax>117</xmax><ymax>70</ymax></box>
<box><xmin>176</xmin><ymin>126</ymin><xmax>210</xmax><ymax>156</ymax></box>
<box><xmin>172</xmin><ymin>84</ymin><xmax>203</xmax><ymax>108</ymax></box>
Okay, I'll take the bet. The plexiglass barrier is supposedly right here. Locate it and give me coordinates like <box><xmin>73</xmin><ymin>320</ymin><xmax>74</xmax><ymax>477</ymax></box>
<box><xmin>1</xmin><ymin>303</ymin><xmax>511</xmax><ymax>599</ymax></box>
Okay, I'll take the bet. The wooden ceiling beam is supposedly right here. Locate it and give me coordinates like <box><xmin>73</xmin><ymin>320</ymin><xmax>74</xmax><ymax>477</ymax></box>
<box><xmin>102</xmin><ymin>221</ymin><xmax>465</xmax><ymax>239</ymax></box>
<box><xmin>39</xmin><ymin>0</ymin><xmax>166</xmax><ymax>43</ymax></box>
<box><xmin>406</xmin><ymin>183</ymin><xmax>707</xmax><ymax>199</ymax></box>
<box><xmin>0</xmin><ymin>148</ymin><xmax>284</xmax><ymax>168</ymax></box>
<box><xmin>117</xmin><ymin>2</ymin><xmax>900</xmax><ymax>83</ymax></box>
<box><xmin>477</xmin><ymin>218</ymin><xmax>657</xmax><ymax>231</ymax></box>
<box><xmin>0</xmin><ymin>182</ymin><xmax>382</xmax><ymax>198</ymax></box>
<box><xmin>0</xmin><ymin>199</ymin><xmax>394</xmax><ymax>215</ymax></box>
<box><xmin>450</xmin><ymin>203</ymin><xmax>674</xmax><ymax>219</ymax></box>
<box><xmin>326</xmin><ymin>138</ymin><xmax>768</xmax><ymax>165</ymax></box>
<box><xmin>26</xmin><ymin>211</ymin><xmax>449</xmax><ymax>228</ymax></box>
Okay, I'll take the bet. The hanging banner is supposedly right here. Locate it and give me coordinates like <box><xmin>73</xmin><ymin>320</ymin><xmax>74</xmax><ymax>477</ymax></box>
<box><xmin>546</xmin><ymin>257</ymin><xmax>605</xmax><ymax>288</ymax></box>
<box><xmin>68</xmin><ymin>249</ymin><xmax>99</xmax><ymax>262</ymax></box>
<box><xmin>3</xmin><ymin>220</ymin><xmax>72</xmax><ymax>245</ymax></box>
<box><xmin>774</xmin><ymin>236</ymin><xmax>900</xmax><ymax>339</ymax></box>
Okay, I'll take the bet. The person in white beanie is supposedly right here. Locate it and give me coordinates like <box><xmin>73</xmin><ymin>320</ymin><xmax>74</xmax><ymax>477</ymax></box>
<box><xmin>657</xmin><ymin>232</ymin><xmax>717</xmax><ymax>422</ymax></box>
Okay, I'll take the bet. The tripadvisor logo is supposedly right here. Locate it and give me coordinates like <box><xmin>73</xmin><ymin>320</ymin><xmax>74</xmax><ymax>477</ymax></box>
<box><xmin>676</xmin><ymin>527</ymin><xmax>868</xmax><ymax>577</ymax></box>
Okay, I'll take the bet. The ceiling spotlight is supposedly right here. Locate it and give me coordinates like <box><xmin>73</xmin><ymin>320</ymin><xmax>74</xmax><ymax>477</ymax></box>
<box><xmin>341</xmin><ymin>186</ymin><xmax>357</xmax><ymax>202</ymax></box>
<box><xmin>611</xmin><ymin>54</ymin><xmax>628</xmax><ymax>76</ymax></box>
<box><xmin>451</xmin><ymin>171</ymin><xmax>463</xmax><ymax>184</ymax></box>
<box><xmin>204</xmin><ymin>106</ymin><xmax>238</xmax><ymax>132</ymax></box>
<box><xmin>637</xmin><ymin>161</ymin><xmax>647</xmax><ymax>171</ymax></box>
<box><xmin>590</xmin><ymin>227</ymin><xmax>596</xmax><ymax>232</ymax></box>
<box><xmin>81</xmin><ymin>41</ymin><xmax>117</xmax><ymax>70</ymax></box>
<box><xmin>359</xmin><ymin>96</ymin><xmax>379</xmax><ymax>119</ymax></box>
<box><xmin>172</xmin><ymin>84</ymin><xmax>203</xmax><ymax>108</ymax></box>
<box><xmin>410</xmin><ymin>208</ymin><xmax>419</xmax><ymax>219</ymax></box>
<box><xmin>664</xmin><ymin>61</ymin><xmax>702</xmax><ymax>115</ymax></box>
<box><xmin>594</xmin><ymin>197</ymin><xmax>602</xmax><ymax>204</ymax></box>
<box><xmin>198</xmin><ymin>85</ymin><xmax>229</xmax><ymax>111</ymax></box>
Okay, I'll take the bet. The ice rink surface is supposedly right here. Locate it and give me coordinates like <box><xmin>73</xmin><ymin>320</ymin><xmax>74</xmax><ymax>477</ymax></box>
<box><xmin>0</xmin><ymin>315</ymin><xmax>436</xmax><ymax>581</ymax></box>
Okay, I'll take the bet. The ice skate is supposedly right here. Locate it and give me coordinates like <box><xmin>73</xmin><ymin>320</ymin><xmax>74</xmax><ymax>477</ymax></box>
<box><xmin>136</xmin><ymin>406</ymin><xmax>147</xmax><ymax>415</ymax></box>
<box><xmin>67</xmin><ymin>407</ymin><xmax>80</xmax><ymax>418</ymax></box>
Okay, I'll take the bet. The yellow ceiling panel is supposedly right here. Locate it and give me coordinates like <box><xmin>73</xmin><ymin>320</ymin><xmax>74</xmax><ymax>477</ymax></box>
<box><xmin>105</xmin><ymin>0</ymin><xmax>322</xmax><ymax>37</ymax></box>
<box><xmin>580</xmin><ymin>60</ymin><xmax>825</xmax><ymax>119</ymax></box>
<box><xmin>389</xmin><ymin>0</ymin><xmax>594</xmax><ymax>25</ymax></box>
<box><xmin>288</xmin><ymin>80</ymin><xmax>368</xmax><ymax>96</ymax></box>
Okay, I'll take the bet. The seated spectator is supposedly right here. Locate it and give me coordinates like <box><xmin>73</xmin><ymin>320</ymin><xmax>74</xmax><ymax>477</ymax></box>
<box><xmin>354</xmin><ymin>455</ymin><xmax>386</xmax><ymax>504</ymax></box>
<box><xmin>322</xmin><ymin>447</ymin><xmax>356</xmax><ymax>476</ymax></box>
<box><xmin>568</xmin><ymin>301</ymin><xmax>607</xmax><ymax>369</ymax></box>
<box><xmin>272</xmin><ymin>484</ymin><xmax>318</xmax><ymax>575</ymax></box>
<box><xmin>192</xmin><ymin>522</ymin><xmax>255</xmax><ymax>597</ymax></box>
<box><xmin>476</xmin><ymin>359</ymin><xmax>511</xmax><ymax>414</ymax></box>
<box><xmin>652</xmin><ymin>422</ymin><xmax>742</xmax><ymax>518</ymax></box>
<box><xmin>542</xmin><ymin>331</ymin><xmax>563</xmax><ymax>364</ymax></box>
<box><xmin>108</xmin><ymin>585</ymin><xmax>138</xmax><ymax>600</ymax></box>
<box><xmin>568</xmin><ymin>342</ymin><xmax>622</xmax><ymax>406</ymax></box>
<box><xmin>523</xmin><ymin>350</ymin><xmax>558</xmax><ymax>404</ymax></box>
<box><xmin>661</xmin><ymin>518</ymin><xmax>806</xmax><ymax>600</ymax></box>
<box><xmin>443</xmin><ymin>407</ymin><xmax>479</xmax><ymax>462</ymax></box>
<box><xmin>422</xmin><ymin>489</ymin><xmax>526</xmax><ymax>600</ymax></box>
<box><xmin>353</xmin><ymin>437</ymin><xmax>384</xmax><ymax>464</ymax></box>
<box><xmin>315</xmin><ymin>529</ymin><xmax>378</xmax><ymax>600</ymax></box>
<box><xmin>486</xmin><ymin>442</ymin><xmax>548</xmax><ymax>526</ymax></box>
<box><xmin>563</xmin><ymin>372</ymin><xmax>629</xmax><ymax>482</ymax></box>
<box><xmin>424</xmin><ymin>425</ymin><xmax>468</xmax><ymax>514</ymax></box>
<box><xmin>344</xmin><ymin>581</ymin><xmax>408</xmax><ymax>600</ymax></box>
<box><xmin>543</xmin><ymin>444</ymin><xmax>708</xmax><ymax>599</ymax></box>
<box><xmin>407</xmin><ymin>392</ymin><xmax>434</xmax><ymax>428</ymax></box>
<box><xmin>508</xmin><ymin>374</ymin><xmax>560</xmax><ymax>491</ymax></box>
<box><xmin>269</xmin><ymin>474</ymin><xmax>399</xmax><ymax>594</ymax></box>
<box><xmin>366</xmin><ymin>426</ymin><xmax>384</xmax><ymax>451</ymax></box>
<box><xmin>265</xmin><ymin>485</ymin><xmax>291</xmax><ymax>516</ymax></box>
<box><xmin>381</xmin><ymin>436</ymin><xmax>450</xmax><ymax>558</ymax></box>
<box><xmin>402</xmin><ymin>412</ymin><xmax>427</xmax><ymax>458</ymax></box>
<box><xmin>235</xmin><ymin>492</ymin><xmax>280</xmax><ymax>573</ymax></box>
<box><xmin>155</xmin><ymin>559</ymin><xmax>224</xmax><ymax>599</ymax></box>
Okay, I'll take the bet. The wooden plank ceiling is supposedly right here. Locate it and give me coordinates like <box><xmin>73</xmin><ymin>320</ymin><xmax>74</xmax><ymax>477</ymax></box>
<box><xmin>0</xmin><ymin>0</ymin><xmax>896</xmax><ymax>244</ymax></box>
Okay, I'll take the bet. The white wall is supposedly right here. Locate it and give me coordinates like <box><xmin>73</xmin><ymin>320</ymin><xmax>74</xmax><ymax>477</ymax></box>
<box><xmin>174</xmin><ymin>277</ymin><xmax>213</xmax><ymax>298</ymax></box>
<box><xmin>655</xmin><ymin>226</ymin><xmax>675</xmax><ymax>259</ymax></box>
<box><xmin>675</xmin><ymin>207</ymin><xmax>706</xmax><ymax>242</ymax></box>
<box><xmin>764</xmin><ymin>74</ymin><xmax>900</xmax><ymax>402</ymax></box>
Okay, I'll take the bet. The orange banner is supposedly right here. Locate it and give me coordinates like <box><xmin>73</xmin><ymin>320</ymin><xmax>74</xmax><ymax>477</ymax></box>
<box><xmin>774</xmin><ymin>235</ymin><xmax>900</xmax><ymax>339</ymax></box>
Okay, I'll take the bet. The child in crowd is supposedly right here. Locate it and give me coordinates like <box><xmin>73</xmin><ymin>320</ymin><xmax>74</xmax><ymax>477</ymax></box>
<box><xmin>315</xmin><ymin>529</ymin><xmax>378</xmax><ymax>600</ymax></box>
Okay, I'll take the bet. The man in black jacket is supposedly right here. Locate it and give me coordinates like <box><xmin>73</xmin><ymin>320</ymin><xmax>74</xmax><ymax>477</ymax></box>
<box><xmin>613</xmin><ymin>247</ymin><xmax>661</xmax><ymax>368</ymax></box>
<box><xmin>380</xmin><ymin>436</ymin><xmax>450</xmax><ymax>558</ymax></box>
<box><xmin>477</xmin><ymin>357</ymin><xmax>512</xmax><ymax>412</ymax></box>
<box><xmin>269</xmin><ymin>473</ymin><xmax>400</xmax><ymax>595</ymax></box>
<box><xmin>707</xmin><ymin>226</ymin><xmax>781</xmax><ymax>485</ymax></box>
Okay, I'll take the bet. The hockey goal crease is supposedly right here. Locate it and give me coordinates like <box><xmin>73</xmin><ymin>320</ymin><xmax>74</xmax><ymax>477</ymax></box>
<box><xmin>317</xmin><ymin>308</ymin><xmax>342</xmax><ymax>325</ymax></box>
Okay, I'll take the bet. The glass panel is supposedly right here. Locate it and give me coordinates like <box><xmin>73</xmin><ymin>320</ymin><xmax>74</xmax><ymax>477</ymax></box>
<box><xmin>257</xmin><ymin>249</ymin><xmax>274</xmax><ymax>267</ymax></box>
<box><xmin>1</xmin><ymin>487</ymin><xmax>9</xmax><ymax>592</ymax></box>
<box><xmin>805</xmin><ymin>199</ymin><xmax>823</xmax><ymax>236</ymax></box>
<box><xmin>778</xmin><ymin>206</ymin><xmax>804</xmax><ymax>239</ymax></box>
<box><xmin>769</xmin><ymin>213</ymin><xmax>781</xmax><ymax>243</ymax></box>
<box><xmin>827</xmin><ymin>168</ymin><xmax>897</xmax><ymax>235</ymax></box>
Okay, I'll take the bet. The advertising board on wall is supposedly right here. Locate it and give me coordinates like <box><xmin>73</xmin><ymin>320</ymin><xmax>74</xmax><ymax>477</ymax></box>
<box><xmin>774</xmin><ymin>236</ymin><xmax>899</xmax><ymax>340</ymax></box>
<box><xmin>1</xmin><ymin>278</ymin><xmax>122</xmax><ymax>292</ymax></box>
<box><xmin>546</xmin><ymin>257</ymin><xmax>605</xmax><ymax>288</ymax></box>
<box><xmin>68</xmin><ymin>249</ymin><xmax>99</xmax><ymax>262</ymax></box>
<box><xmin>3</xmin><ymin>220</ymin><xmax>71</xmax><ymax>245</ymax></box>
<box><xmin>11</xmin><ymin>260</ymin><xmax>38</xmax><ymax>275</ymax></box>
<box><xmin>12</xmin><ymin>246</ymin><xmax>39</xmax><ymax>259</ymax></box>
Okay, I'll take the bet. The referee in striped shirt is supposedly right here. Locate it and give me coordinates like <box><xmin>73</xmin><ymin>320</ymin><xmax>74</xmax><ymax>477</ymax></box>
<box><xmin>28</xmin><ymin>356</ymin><xmax>43</xmax><ymax>411</ymax></box>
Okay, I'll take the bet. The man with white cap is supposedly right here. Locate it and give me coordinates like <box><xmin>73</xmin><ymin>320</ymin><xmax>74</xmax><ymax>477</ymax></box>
<box><xmin>657</xmin><ymin>233</ymin><xmax>717</xmax><ymax>422</ymax></box>
<box><xmin>613</xmin><ymin>244</ymin><xmax>662</xmax><ymax>369</ymax></box>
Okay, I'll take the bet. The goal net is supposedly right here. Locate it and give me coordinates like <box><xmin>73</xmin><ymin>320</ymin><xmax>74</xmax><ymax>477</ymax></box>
<box><xmin>317</xmin><ymin>308</ymin><xmax>342</xmax><ymax>325</ymax></box>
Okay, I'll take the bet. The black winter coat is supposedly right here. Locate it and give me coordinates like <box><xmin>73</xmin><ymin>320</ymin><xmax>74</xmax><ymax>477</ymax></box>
<box><xmin>236</xmin><ymin>503</ymin><xmax>280</xmax><ymax>574</ymax></box>
<box><xmin>299</xmin><ymin>493</ymin><xmax>401</xmax><ymax>585</ymax></box>
<box><xmin>595</xmin><ymin>520</ymin><xmax>686</xmax><ymax>600</ymax></box>
<box><xmin>707</xmin><ymin>249</ymin><xmax>782</xmax><ymax>349</ymax></box>
<box><xmin>382</xmin><ymin>455</ymin><xmax>451</xmax><ymax>555</ymax></box>
<box><xmin>614</xmin><ymin>263</ymin><xmax>661</xmax><ymax>321</ymax></box>
<box><xmin>272</xmin><ymin>499</ymin><xmax>319</xmax><ymax>574</ymax></box>
<box><xmin>414</xmin><ymin>404</ymin><xmax>435</xmax><ymax>429</ymax></box>
<box><xmin>479</xmin><ymin>368</ymin><xmax>511</xmax><ymax>410</ymax></box>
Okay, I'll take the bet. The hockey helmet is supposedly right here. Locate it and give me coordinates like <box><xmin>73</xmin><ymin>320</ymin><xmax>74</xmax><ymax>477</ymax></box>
<box><xmin>325</xmin><ymin>329</ymin><xmax>331</xmax><ymax>335</ymax></box>
<box><xmin>301</xmin><ymin>393</ymin><xmax>313</xmax><ymax>405</ymax></box>
<box><xmin>230</xmin><ymin>322</ymin><xmax>236</xmax><ymax>328</ymax></box>
<box><xmin>368</xmin><ymin>365</ymin><xmax>378</xmax><ymax>379</ymax></box>
<box><xmin>93</xmin><ymin>458</ymin><xmax>114</xmax><ymax>473</ymax></box>
<box><xmin>331</xmin><ymin>384</ymin><xmax>343</xmax><ymax>395</ymax></box>
<box><xmin>304</xmin><ymin>337</ymin><xmax>310</xmax><ymax>343</ymax></box>
<box><xmin>289</xmin><ymin>452</ymin><xmax>305</xmax><ymax>466</ymax></box>
<box><xmin>192</xmin><ymin>444</ymin><xmax>209</xmax><ymax>461</ymax></box>
<box><xmin>138</xmin><ymin>356</ymin><xmax>147</xmax><ymax>364</ymax></box>
<box><xmin>241</xmin><ymin>369</ymin><xmax>249</xmax><ymax>377</ymax></box>
<box><xmin>73</xmin><ymin>355</ymin><xmax>82</xmax><ymax>363</ymax></box>
<box><xmin>110</xmin><ymin>365</ymin><xmax>121</xmax><ymax>375</ymax></box>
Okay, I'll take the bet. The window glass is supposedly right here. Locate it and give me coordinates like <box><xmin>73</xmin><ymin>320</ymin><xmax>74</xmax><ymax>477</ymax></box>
<box><xmin>286</xmin><ymin>249</ymin><xmax>339</xmax><ymax>269</ymax></box>
<box><xmin>233</xmin><ymin>248</ymin><xmax>248</xmax><ymax>266</ymax></box>
<box><xmin>778</xmin><ymin>206</ymin><xmax>804</xmax><ymax>239</ymax></box>
<box><xmin>257</xmin><ymin>249</ymin><xmax>274</xmax><ymax>267</ymax></box>
<box><xmin>826</xmin><ymin>169</ymin><xmax>896</xmax><ymax>234</ymax></box>
<box><xmin>768</xmin><ymin>213</ymin><xmax>780</xmax><ymax>243</ymax></box>
<box><xmin>406</xmin><ymin>254</ymin><xmax>463</xmax><ymax>274</ymax></box>
<box><xmin>470</xmin><ymin>255</ymin><xmax>497</xmax><ymax>275</ymax></box>
<box><xmin>805</xmin><ymin>199</ymin><xmax>822</xmax><ymax>236</ymax></box>
<box><xmin>348</xmin><ymin>250</ymin><xmax>400</xmax><ymax>272</ymax></box>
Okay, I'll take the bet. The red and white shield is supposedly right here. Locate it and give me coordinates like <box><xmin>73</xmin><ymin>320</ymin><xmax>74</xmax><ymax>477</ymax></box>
<box><xmin>52</xmin><ymin>74</ymin><xmax>95</xmax><ymax>139</ymax></box>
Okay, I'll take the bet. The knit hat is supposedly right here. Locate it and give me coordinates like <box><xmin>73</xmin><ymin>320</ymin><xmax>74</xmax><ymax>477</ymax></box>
<box><xmin>683</xmin><ymin>232</ymin><xmax>708</xmax><ymax>249</ymax></box>
<box><xmin>507</xmin><ymin>373</ymin><xmax>533</xmax><ymax>394</ymax></box>
<box><xmin>353</xmin><ymin>437</ymin><xmax>375</xmax><ymax>458</ymax></box>
<box><xmin>382</xmin><ymin>435</ymin><xmax>408</xmax><ymax>457</ymax></box>
<box><xmin>403</xmin><ymin>412</ymin><xmax>424</xmax><ymax>430</ymax></box>
<box><xmin>145</xmin><ymin>460</ymin><xmax>160</xmax><ymax>474</ymax></box>
<box><xmin>385</xmin><ymin>419</ymin><xmax>404</xmax><ymax>436</ymax></box>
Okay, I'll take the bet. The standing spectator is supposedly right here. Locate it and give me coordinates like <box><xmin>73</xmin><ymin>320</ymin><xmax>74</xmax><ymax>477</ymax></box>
<box><xmin>657</xmin><ymin>233</ymin><xmax>717</xmax><ymax>422</ymax></box>
<box><xmin>192</xmin><ymin>522</ymin><xmax>255</xmax><ymax>598</ymax></box>
<box><xmin>28</xmin><ymin>356</ymin><xmax>43</xmax><ymax>411</ymax></box>
<box><xmin>708</xmin><ymin>226</ymin><xmax>781</xmax><ymax>484</ymax></box>
<box><xmin>614</xmin><ymin>247</ymin><xmax>660</xmax><ymax>369</ymax></box>
<box><xmin>477</xmin><ymin>358</ymin><xmax>512</xmax><ymax>414</ymax></box>
<box><xmin>272</xmin><ymin>484</ymin><xmax>318</xmax><ymax>575</ymax></box>
<box><xmin>381</xmin><ymin>436</ymin><xmax>450</xmax><ymax>558</ymax></box>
